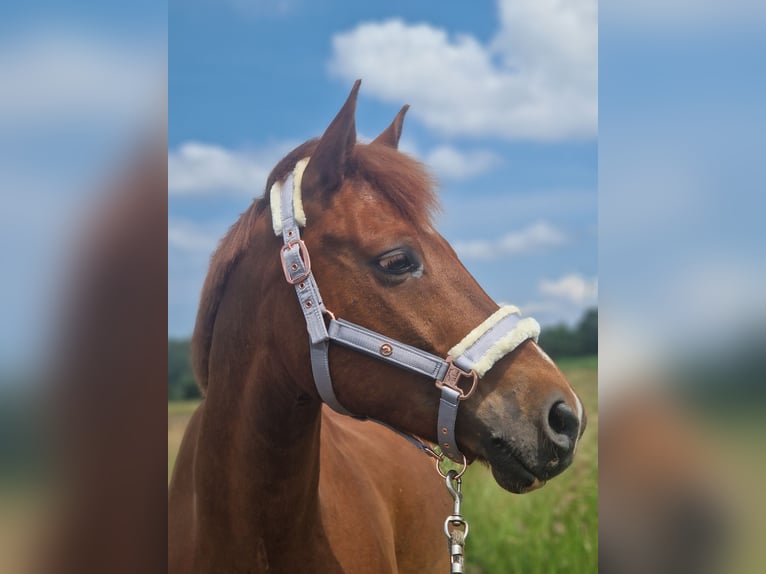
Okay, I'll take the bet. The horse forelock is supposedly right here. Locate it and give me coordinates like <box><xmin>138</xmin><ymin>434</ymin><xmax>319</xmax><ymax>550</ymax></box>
<box><xmin>349</xmin><ymin>144</ymin><xmax>439</xmax><ymax>227</ymax></box>
<box><xmin>192</xmin><ymin>141</ymin><xmax>439</xmax><ymax>391</ymax></box>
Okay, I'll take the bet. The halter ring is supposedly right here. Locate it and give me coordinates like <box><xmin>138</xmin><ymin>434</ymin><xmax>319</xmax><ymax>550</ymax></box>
<box><xmin>435</xmin><ymin>453</ymin><xmax>468</xmax><ymax>479</ymax></box>
<box><xmin>435</xmin><ymin>358</ymin><xmax>478</xmax><ymax>400</ymax></box>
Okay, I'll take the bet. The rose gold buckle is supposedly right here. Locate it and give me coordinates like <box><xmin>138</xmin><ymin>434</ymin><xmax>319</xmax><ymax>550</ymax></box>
<box><xmin>435</xmin><ymin>358</ymin><xmax>478</xmax><ymax>400</ymax></box>
<box><xmin>280</xmin><ymin>240</ymin><xmax>311</xmax><ymax>284</ymax></box>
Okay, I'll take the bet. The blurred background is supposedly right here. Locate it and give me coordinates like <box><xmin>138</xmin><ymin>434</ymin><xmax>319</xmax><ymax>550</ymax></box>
<box><xmin>0</xmin><ymin>1</ymin><xmax>167</xmax><ymax>573</ymax></box>
<box><xmin>600</xmin><ymin>1</ymin><xmax>766</xmax><ymax>572</ymax></box>
<box><xmin>0</xmin><ymin>0</ymin><xmax>763</xmax><ymax>573</ymax></box>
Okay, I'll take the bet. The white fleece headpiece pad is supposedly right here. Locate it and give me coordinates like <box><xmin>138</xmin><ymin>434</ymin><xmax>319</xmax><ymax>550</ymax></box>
<box><xmin>270</xmin><ymin>157</ymin><xmax>310</xmax><ymax>236</ymax></box>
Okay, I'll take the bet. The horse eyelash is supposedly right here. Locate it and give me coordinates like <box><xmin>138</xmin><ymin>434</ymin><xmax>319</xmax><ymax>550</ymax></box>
<box><xmin>376</xmin><ymin>250</ymin><xmax>420</xmax><ymax>275</ymax></box>
<box><xmin>381</xmin><ymin>253</ymin><xmax>409</xmax><ymax>268</ymax></box>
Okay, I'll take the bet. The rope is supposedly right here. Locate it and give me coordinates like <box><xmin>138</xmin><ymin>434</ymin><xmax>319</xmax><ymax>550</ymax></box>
<box><xmin>450</xmin><ymin>529</ymin><xmax>465</xmax><ymax>546</ymax></box>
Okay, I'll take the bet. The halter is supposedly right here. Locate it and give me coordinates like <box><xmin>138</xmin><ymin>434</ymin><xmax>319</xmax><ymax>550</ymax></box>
<box><xmin>271</xmin><ymin>158</ymin><xmax>541</xmax><ymax>464</ymax></box>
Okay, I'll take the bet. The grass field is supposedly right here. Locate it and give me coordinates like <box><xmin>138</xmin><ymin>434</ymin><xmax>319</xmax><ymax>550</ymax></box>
<box><xmin>168</xmin><ymin>356</ymin><xmax>597</xmax><ymax>573</ymax></box>
<box><xmin>460</xmin><ymin>356</ymin><xmax>597</xmax><ymax>573</ymax></box>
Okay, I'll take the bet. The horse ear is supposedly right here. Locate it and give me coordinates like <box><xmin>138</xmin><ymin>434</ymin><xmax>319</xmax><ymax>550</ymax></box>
<box><xmin>372</xmin><ymin>105</ymin><xmax>409</xmax><ymax>149</ymax></box>
<box><xmin>302</xmin><ymin>80</ymin><xmax>360</xmax><ymax>196</ymax></box>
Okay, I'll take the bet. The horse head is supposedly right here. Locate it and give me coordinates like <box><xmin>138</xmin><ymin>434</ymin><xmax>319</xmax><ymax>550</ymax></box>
<box><xmin>195</xmin><ymin>81</ymin><xmax>585</xmax><ymax>494</ymax></box>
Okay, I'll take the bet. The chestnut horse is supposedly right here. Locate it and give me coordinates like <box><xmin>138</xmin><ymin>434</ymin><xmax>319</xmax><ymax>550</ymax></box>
<box><xmin>168</xmin><ymin>81</ymin><xmax>586</xmax><ymax>573</ymax></box>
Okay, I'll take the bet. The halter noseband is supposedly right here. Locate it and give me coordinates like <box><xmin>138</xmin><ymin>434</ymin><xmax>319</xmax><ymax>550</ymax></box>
<box><xmin>271</xmin><ymin>159</ymin><xmax>541</xmax><ymax>463</ymax></box>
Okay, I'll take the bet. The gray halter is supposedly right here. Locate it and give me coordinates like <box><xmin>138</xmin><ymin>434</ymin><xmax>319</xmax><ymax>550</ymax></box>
<box><xmin>272</xmin><ymin>160</ymin><xmax>540</xmax><ymax>463</ymax></box>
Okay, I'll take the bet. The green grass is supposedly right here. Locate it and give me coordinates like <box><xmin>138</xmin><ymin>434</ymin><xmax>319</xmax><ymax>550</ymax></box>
<box><xmin>461</xmin><ymin>356</ymin><xmax>598</xmax><ymax>573</ymax></box>
<box><xmin>552</xmin><ymin>354</ymin><xmax>598</xmax><ymax>372</ymax></box>
<box><xmin>168</xmin><ymin>357</ymin><xmax>598</xmax><ymax>572</ymax></box>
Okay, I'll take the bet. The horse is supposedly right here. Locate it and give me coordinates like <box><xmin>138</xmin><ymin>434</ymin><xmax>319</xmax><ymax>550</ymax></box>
<box><xmin>168</xmin><ymin>80</ymin><xmax>586</xmax><ymax>573</ymax></box>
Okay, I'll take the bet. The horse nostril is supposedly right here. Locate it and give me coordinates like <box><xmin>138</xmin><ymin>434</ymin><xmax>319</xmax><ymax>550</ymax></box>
<box><xmin>490</xmin><ymin>436</ymin><xmax>506</xmax><ymax>450</ymax></box>
<box><xmin>545</xmin><ymin>401</ymin><xmax>579</xmax><ymax>451</ymax></box>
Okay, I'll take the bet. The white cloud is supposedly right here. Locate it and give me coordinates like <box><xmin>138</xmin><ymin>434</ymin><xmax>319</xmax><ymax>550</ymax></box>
<box><xmin>0</xmin><ymin>28</ymin><xmax>163</xmax><ymax>126</ymax></box>
<box><xmin>454</xmin><ymin>221</ymin><xmax>567</xmax><ymax>260</ymax></box>
<box><xmin>329</xmin><ymin>0</ymin><xmax>596</xmax><ymax>140</ymax></box>
<box><xmin>398</xmin><ymin>137</ymin><xmax>501</xmax><ymax>180</ymax></box>
<box><xmin>169</xmin><ymin>141</ymin><xmax>295</xmax><ymax>195</ymax></box>
<box><xmin>424</xmin><ymin>145</ymin><xmax>501</xmax><ymax>180</ymax></box>
<box><xmin>540</xmin><ymin>274</ymin><xmax>598</xmax><ymax>305</ymax></box>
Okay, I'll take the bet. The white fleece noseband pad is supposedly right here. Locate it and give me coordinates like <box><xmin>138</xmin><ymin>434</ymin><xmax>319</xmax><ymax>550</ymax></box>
<box><xmin>450</xmin><ymin>306</ymin><xmax>541</xmax><ymax>377</ymax></box>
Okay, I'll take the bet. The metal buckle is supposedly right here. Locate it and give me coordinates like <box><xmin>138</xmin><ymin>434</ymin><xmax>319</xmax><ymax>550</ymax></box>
<box><xmin>280</xmin><ymin>240</ymin><xmax>311</xmax><ymax>284</ymax></box>
<box><xmin>435</xmin><ymin>358</ymin><xmax>478</xmax><ymax>400</ymax></box>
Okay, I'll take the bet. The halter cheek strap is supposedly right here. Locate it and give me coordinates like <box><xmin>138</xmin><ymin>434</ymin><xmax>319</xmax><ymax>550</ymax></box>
<box><xmin>270</xmin><ymin>159</ymin><xmax>540</xmax><ymax>462</ymax></box>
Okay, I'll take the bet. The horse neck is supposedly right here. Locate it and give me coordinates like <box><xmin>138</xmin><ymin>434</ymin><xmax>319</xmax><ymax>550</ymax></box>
<box><xmin>196</xmin><ymin>242</ymin><xmax>325</xmax><ymax>549</ymax></box>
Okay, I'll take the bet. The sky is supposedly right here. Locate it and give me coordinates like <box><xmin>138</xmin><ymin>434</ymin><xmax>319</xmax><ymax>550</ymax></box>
<box><xmin>0</xmin><ymin>1</ymin><xmax>165</xmax><ymax>375</ymax></box>
<box><xmin>598</xmin><ymin>1</ymin><xmax>766</xmax><ymax>382</ymax></box>
<box><xmin>168</xmin><ymin>0</ymin><xmax>598</xmax><ymax>338</ymax></box>
<box><xmin>5</xmin><ymin>0</ymin><xmax>760</xmax><ymax>378</ymax></box>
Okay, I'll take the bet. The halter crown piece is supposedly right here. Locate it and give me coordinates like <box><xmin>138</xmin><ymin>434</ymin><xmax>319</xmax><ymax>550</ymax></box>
<box><xmin>271</xmin><ymin>159</ymin><xmax>541</xmax><ymax>463</ymax></box>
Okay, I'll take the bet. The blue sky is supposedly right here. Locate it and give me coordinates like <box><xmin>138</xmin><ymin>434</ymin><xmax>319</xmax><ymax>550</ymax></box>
<box><xmin>598</xmin><ymin>2</ymin><xmax>766</xmax><ymax>379</ymax></box>
<box><xmin>2</xmin><ymin>0</ymin><xmax>760</xmax><ymax>379</ymax></box>
<box><xmin>0</xmin><ymin>2</ymin><xmax>165</xmax><ymax>374</ymax></box>
<box><xmin>168</xmin><ymin>0</ymin><xmax>598</xmax><ymax>338</ymax></box>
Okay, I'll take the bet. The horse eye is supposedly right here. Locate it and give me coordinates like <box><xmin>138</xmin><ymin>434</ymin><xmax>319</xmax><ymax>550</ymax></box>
<box><xmin>376</xmin><ymin>250</ymin><xmax>418</xmax><ymax>275</ymax></box>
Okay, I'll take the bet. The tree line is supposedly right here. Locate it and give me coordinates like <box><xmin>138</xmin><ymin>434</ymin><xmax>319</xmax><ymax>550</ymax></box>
<box><xmin>537</xmin><ymin>307</ymin><xmax>597</xmax><ymax>359</ymax></box>
<box><xmin>169</xmin><ymin>308</ymin><xmax>597</xmax><ymax>401</ymax></box>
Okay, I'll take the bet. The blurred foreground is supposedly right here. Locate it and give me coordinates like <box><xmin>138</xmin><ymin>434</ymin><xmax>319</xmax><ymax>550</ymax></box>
<box><xmin>599</xmin><ymin>0</ymin><xmax>766</xmax><ymax>572</ymax></box>
<box><xmin>0</xmin><ymin>6</ymin><xmax>167</xmax><ymax>571</ymax></box>
<box><xmin>0</xmin><ymin>135</ymin><xmax>168</xmax><ymax>574</ymax></box>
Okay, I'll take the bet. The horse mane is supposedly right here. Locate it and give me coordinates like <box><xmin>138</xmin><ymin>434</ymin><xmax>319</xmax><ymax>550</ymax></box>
<box><xmin>191</xmin><ymin>141</ymin><xmax>439</xmax><ymax>392</ymax></box>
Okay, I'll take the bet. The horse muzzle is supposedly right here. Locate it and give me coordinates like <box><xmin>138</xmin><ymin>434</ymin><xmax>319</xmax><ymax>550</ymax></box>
<box><xmin>475</xmin><ymin>393</ymin><xmax>585</xmax><ymax>493</ymax></box>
